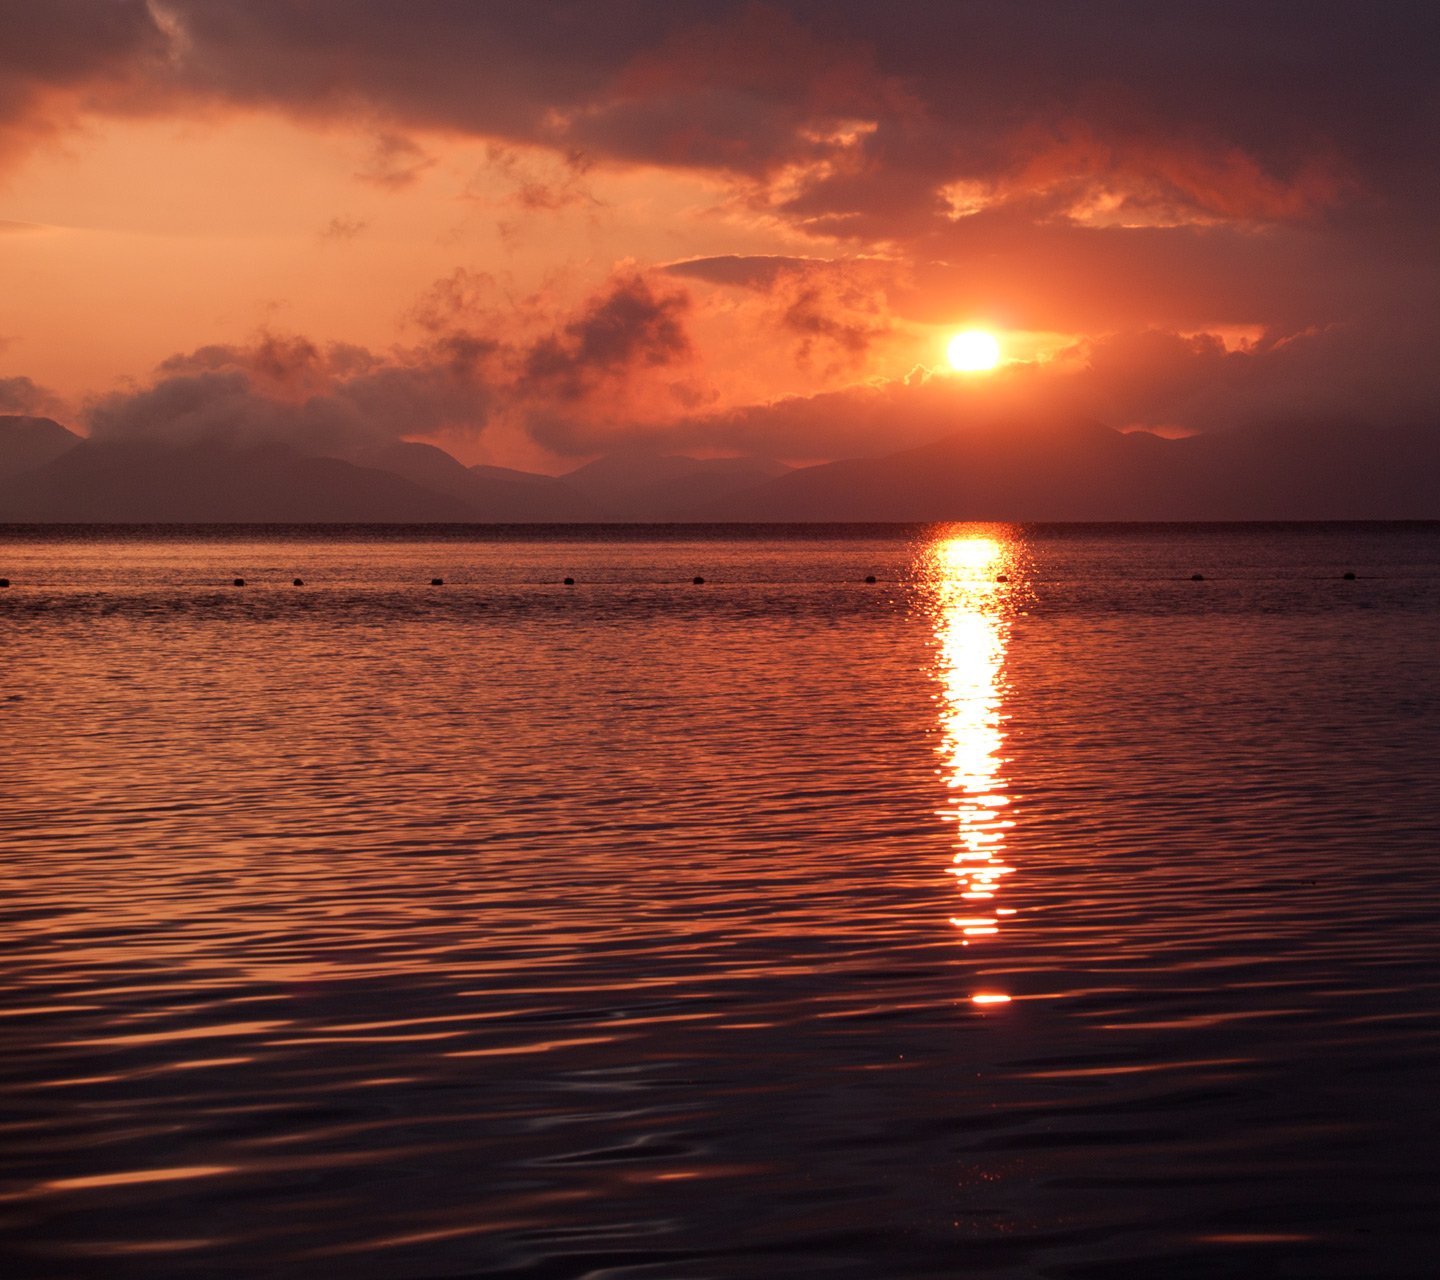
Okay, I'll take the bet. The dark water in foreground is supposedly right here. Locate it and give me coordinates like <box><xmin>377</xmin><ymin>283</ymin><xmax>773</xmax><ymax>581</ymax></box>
<box><xmin>3</xmin><ymin>522</ymin><xmax>1439</xmax><ymax>1279</ymax></box>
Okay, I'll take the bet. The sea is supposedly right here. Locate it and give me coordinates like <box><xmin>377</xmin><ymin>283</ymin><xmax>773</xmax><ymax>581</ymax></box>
<box><xmin>2</xmin><ymin>522</ymin><xmax>1439</xmax><ymax>1279</ymax></box>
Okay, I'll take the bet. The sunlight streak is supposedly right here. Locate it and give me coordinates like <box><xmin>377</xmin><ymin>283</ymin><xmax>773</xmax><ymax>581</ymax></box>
<box><xmin>924</xmin><ymin>529</ymin><xmax>1020</xmax><ymax>979</ymax></box>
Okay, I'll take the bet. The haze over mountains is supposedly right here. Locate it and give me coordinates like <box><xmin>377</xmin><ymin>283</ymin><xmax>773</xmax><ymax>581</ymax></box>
<box><xmin>2</xmin><ymin>414</ymin><xmax>1438</xmax><ymax>523</ymax></box>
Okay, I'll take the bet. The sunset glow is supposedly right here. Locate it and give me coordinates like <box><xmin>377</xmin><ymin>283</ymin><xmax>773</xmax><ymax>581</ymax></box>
<box><xmin>947</xmin><ymin>331</ymin><xmax>1001</xmax><ymax>372</ymax></box>
<box><xmin>0</xmin><ymin>6</ymin><xmax>1428</xmax><ymax>478</ymax></box>
<box><xmin>4</xmin><ymin>8</ymin><xmax>1439</xmax><ymax>1272</ymax></box>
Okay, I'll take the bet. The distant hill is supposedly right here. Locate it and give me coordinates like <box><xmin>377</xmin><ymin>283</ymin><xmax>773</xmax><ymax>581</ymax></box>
<box><xmin>346</xmin><ymin>441</ymin><xmax>606</xmax><ymax>520</ymax></box>
<box><xmin>470</xmin><ymin>462</ymin><xmax>578</xmax><ymax>487</ymax></box>
<box><xmin>0</xmin><ymin>438</ymin><xmax>483</xmax><ymax>522</ymax></box>
<box><xmin>560</xmin><ymin>452</ymin><xmax>791</xmax><ymax>520</ymax></box>
<box><xmin>0</xmin><ymin>415</ymin><xmax>82</xmax><ymax>482</ymax></box>
<box><xmin>3</xmin><ymin>418</ymin><xmax>1437</xmax><ymax>522</ymax></box>
<box><xmin>704</xmin><ymin>419</ymin><xmax>1440</xmax><ymax>521</ymax></box>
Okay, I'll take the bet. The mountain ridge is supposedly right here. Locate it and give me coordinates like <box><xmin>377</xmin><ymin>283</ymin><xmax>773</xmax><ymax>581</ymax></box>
<box><xmin>0</xmin><ymin>415</ymin><xmax>84</xmax><ymax>483</ymax></box>
<box><xmin>2</xmin><ymin>418</ymin><xmax>1438</xmax><ymax>522</ymax></box>
<box><xmin>0</xmin><ymin>438</ymin><xmax>480</xmax><ymax>523</ymax></box>
<box><xmin>702</xmin><ymin>419</ymin><xmax>1440</xmax><ymax>522</ymax></box>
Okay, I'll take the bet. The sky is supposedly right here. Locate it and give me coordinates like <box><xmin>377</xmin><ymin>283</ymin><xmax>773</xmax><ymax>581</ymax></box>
<box><xmin>1</xmin><ymin>1</ymin><xmax>1437</xmax><ymax>472</ymax></box>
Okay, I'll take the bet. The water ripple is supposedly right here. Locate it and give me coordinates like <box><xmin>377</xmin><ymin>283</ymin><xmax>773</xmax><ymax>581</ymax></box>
<box><xmin>2</xmin><ymin>523</ymin><xmax>1439</xmax><ymax>1277</ymax></box>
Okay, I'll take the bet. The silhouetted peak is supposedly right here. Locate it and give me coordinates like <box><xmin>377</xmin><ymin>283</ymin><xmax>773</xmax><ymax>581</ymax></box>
<box><xmin>0</xmin><ymin>414</ymin><xmax>84</xmax><ymax>482</ymax></box>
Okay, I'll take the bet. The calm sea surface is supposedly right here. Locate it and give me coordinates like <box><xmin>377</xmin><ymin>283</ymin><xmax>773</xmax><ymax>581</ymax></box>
<box><xmin>3</xmin><ymin>523</ymin><xmax>1439</xmax><ymax>1279</ymax></box>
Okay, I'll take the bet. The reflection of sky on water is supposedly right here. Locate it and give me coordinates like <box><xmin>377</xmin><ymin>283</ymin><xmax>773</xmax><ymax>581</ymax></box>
<box><xmin>922</xmin><ymin>530</ymin><xmax>1022</xmax><ymax>996</ymax></box>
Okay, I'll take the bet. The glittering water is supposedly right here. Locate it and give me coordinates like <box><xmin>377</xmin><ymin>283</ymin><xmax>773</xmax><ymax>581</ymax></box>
<box><xmin>3</xmin><ymin>522</ymin><xmax>1439</xmax><ymax>1279</ymax></box>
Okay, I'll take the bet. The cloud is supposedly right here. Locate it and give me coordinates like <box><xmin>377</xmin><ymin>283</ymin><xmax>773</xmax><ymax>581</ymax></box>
<box><xmin>86</xmin><ymin>330</ymin><xmax>497</xmax><ymax>453</ymax></box>
<box><xmin>781</xmin><ymin>281</ymin><xmax>893</xmax><ymax>371</ymax></box>
<box><xmin>14</xmin><ymin>4</ymin><xmax>1423</xmax><ymax>231</ymax></box>
<box><xmin>663</xmin><ymin>254</ymin><xmax>827</xmax><ymax>289</ymax></box>
<box><xmin>317</xmin><ymin>214</ymin><xmax>367</xmax><ymax>242</ymax></box>
<box><xmin>0</xmin><ymin>1</ymin><xmax>171</xmax><ymax>167</ymax></box>
<box><xmin>517</xmin><ymin>273</ymin><xmax>692</xmax><ymax>403</ymax></box>
<box><xmin>354</xmin><ymin>132</ymin><xmax>434</xmax><ymax>189</ymax></box>
<box><xmin>507</xmin><ymin>273</ymin><xmax>708</xmax><ymax>455</ymax></box>
<box><xmin>6</xmin><ymin>7</ymin><xmax>1434</xmax><ymax>286</ymax></box>
<box><xmin>0</xmin><ymin>374</ymin><xmax>64</xmax><ymax>416</ymax></box>
<box><xmin>58</xmin><ymin>291</ymin><xmax>1440</xmax><ymax>469</ymax></box>
<box><xmin>642</xmin><ymin>305</ymin><xmax>1440</xmax><ymax>461</ymax></box>
<box><xmin>665</xmin><ymin>254</ymin><xmax>905</xmax><ymax>378</ymax></box>
<box><xmin>562</xmin><ymin>5</ymin><xmax>914</xmax><ymax>186</ymax></box>
<box><xmin>80</xmin><ymin>270</ymin><xmax>699</xmax><ymax>458</ymax></box>
<box><xmin>480</xmin><ymin>143</ymin><xmax>600</xmax><ymax>213</ymax></box>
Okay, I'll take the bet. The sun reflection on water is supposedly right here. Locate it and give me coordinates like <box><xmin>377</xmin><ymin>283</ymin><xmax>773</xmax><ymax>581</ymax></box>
<box><xmin>924</xmin><ymin>530</ymin><xmax>1020</xmax><ymax>966</ymax></box>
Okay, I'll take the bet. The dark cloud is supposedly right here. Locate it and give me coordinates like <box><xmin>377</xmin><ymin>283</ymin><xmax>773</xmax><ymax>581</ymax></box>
<box><xmin>87</xmin><ymin>329</ymin><xmax>497</xmax><ymax>455</ymax></box>
<box><xmin>5</xmin><ymin>5</ymin><xmax>1433</xmax><ymax>279</ymax></box>
<box><xmin>81</xmin><ymin>271</ymin><xmax>698</xmax><ymax>458</ymax></box>
<box><xmin>518</xmin><ymin>273</ymin><xmax>692</xmax><ymax>403</ymax></box>
<box><xmin>1075</xmin><ymin>310</ymin><xmax>1440</xmax><ymax>433</ymax></box>
<box><xmin>13</xmin><ymin>3</ymin><xmax>1432</xmax><ymax>221</ymax></box>
<box><xmin>781</xmin><ymin>282</ymin><xmax>892</xmax><ymax>370</ymax></box>
<box><xmin>0</xmin><ymin>0</ymin><xmax>169</xmax><ymax>163</ymax></box>
<box><xmin>0</xmin><ymin>374</ymin><xmax>63</xmax><ymax>415</ymax></box>
<box><xmin>663</xmin><ymin>255</ymin><xmax>830</xmax><ymax>289</ymax></box>
<box><xmin>666</xmin><ymin>255</ymin><xmax>902</xmax><ymax>372</ymax></box>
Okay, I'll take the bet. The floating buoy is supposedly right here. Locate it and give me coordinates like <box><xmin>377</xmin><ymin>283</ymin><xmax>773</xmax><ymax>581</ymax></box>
<box><xmin>996</xmin><ymin>574</ymin><xmax>1008</xmax><ymax>583</ymax></box>
<box><xmin>692</xmin><ymin>576</ymin><xmax>705</xmax><ymax>584</ymax></box>
<box><xmin>1191</xmin><ymin>573</ymin><xmax>1204</xmax><ymax>581</ymax></box>
<box><xmin>233</xmin><ymin>578</ymin><xmax>246</xmax><ymax>587</ymax></box>
<box><xmin>865</xmin><ymin>575</ymin><xmax>877</xmax><ymax>584</ymax></box>
<box><xmin>430</xmin><ymin>578</ymin><xmax>443</xmax><ymax>586</ymax></box>
<box><xmin>1343</xmin><ymin>571</ymin><xmax>1356</xmax><ymax>580</ymax></box>
<box><xmin>293</xmin><ymin>578</ymin><xmax>304</xmax><ymax>587</ymax></box>
<box><xmin>564</xmin><ymin>577</ymin><xmax>575</xmax><ymax>585</ymax></box>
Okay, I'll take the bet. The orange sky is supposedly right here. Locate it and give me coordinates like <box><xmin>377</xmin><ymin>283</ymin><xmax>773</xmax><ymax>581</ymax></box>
<box><xmin>3</xmin><ymin>114</ymin><xmax>963</xmax><ymax>467</ymax></box>
<box><xmin>2</xmin><ymin>3</ymin><xmax>1436</xmax><ymax>470</ymax></box>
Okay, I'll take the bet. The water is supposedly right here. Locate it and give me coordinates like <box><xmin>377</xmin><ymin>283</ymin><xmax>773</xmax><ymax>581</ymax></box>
<box><xmin>2</xmin><ymin>522</ymin><xmax>1439</xmax><ymax>1278</ymax></box>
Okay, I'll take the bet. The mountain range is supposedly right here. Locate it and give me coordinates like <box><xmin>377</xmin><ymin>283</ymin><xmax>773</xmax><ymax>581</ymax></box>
<box><xmin>2</xmin><ymin>414</ymin><xmax>1438</xmax><ymax>522</ymax></box>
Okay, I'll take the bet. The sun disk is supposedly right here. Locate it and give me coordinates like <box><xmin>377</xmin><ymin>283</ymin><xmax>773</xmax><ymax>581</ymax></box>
<box><xmin>948</xmin><ymin>330</ymin><xmax>1001</xmax><ymax>371</ymax></box>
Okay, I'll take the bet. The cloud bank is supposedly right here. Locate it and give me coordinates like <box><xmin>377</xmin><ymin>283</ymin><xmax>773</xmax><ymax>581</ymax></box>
<box><xmin>2</xmin><ymin>2</ymin><xmax>1437</xmax><ymax>465</ymax></box>
<box><xmin>83</xmin><ymin>271</ymin><xmax>701</xmax><ymax>458</ymax></box>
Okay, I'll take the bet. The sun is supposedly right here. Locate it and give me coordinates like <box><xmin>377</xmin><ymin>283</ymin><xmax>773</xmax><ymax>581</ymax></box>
<box><xmin>948</xmin><ymin>330</ymin><xmax>1001</xmax><ymax>372</ymax></box>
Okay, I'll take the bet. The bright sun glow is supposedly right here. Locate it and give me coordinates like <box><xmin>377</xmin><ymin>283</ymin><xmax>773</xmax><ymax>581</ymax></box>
<box><xmin>948</xmin><ymin>330</ymin><xmax>1001</xmax><ymax>372</ymax></box>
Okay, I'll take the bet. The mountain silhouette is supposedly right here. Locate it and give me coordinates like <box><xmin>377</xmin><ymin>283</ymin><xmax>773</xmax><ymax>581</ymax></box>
<box><xmin>0</xmin><ymin>415</ymin><xmax>83</xmax><ymax>482</ymax></box>
<box><xmin>0</xmin><ymin>438</ymin><xmax>482</xmax><ymax>522</ymax></box>
<box><xmin>345</xmin><ymin>441</ymin><xmax>605</xmax><ymax>520</ymax></box>
<box><xmin>2</xmin><ymin>419</ymin><xmax>1438</xmax><ymax>522</ymax></box>
<box><xmin>704</xmin><ymin>419</ymin><xmax>1440</xmax><ymax>521</ymax></box>
<box><xmin>560</xmin><ymin>452</ymin><xmax>790</xmax><ymax>519</ymax></box>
